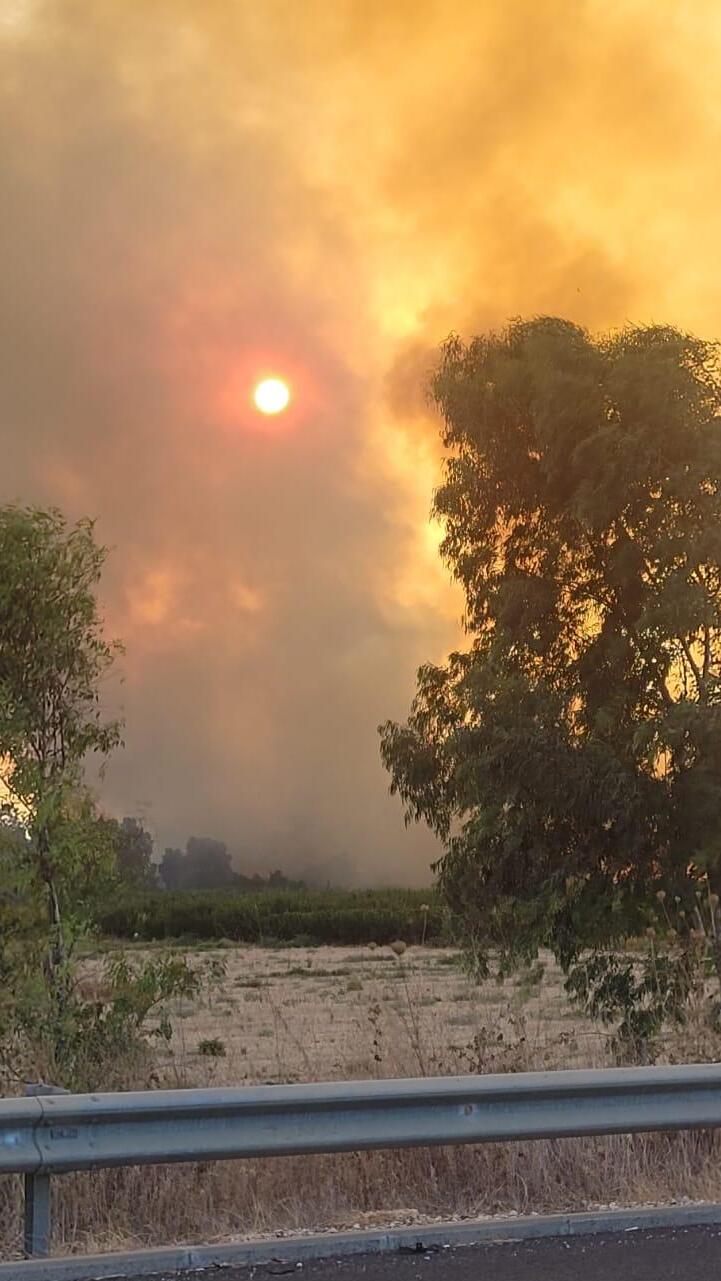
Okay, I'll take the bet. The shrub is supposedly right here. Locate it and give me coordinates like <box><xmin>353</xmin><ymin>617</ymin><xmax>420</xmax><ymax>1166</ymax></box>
<box><xmin>197</xmin><ymin>1037</ymin><xmax>227</xmax><ymax>1058</ymax></box>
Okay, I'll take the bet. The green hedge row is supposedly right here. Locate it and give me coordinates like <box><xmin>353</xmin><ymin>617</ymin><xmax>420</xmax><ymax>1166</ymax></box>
<box><xmin>96</xmin><ymin>887</ymin><xmax>447</xmax><ymax>946</ymax></box>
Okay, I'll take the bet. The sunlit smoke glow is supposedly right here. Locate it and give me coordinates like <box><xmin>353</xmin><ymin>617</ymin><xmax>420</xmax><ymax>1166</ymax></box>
<box><xmin>3</xmin><ymin>2</ymin><xmax>721</xmax><ymax>883</ymax></box>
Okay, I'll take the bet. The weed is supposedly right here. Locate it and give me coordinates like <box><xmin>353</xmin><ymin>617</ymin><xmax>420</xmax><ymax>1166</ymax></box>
<box><xmin>197</xmin><ymin>1037</ymin><xmax>226</xmax><ymax>1058</ymax></box>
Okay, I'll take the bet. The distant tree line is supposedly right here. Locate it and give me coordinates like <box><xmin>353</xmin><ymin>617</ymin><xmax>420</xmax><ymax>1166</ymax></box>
<box><xmin>104</xmin><ymin>816</ymin><xmax>303</xmax><ymax>894</ymax></box>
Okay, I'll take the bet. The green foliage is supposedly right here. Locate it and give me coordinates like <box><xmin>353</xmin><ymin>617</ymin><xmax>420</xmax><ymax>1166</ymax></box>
<box><xmin>0</xmin><ymin>505</ymin><xmax>135</xmax><ymax>1083</ymax></box>
<box><xmin>96</xmin><ymin>887</ymin><xmax>446</xmax><ymax>946</ymax></box>
<box><xmin>0</xmin><ymin>506</ymin><xmax>122</xmax><ymax>781</ymax></box>
<box><xmin>567</xmin><ymin>886</ymin><xmax>721</xmax><ymax>1059</ymax></box>
<box><xmin>380</xmin><ymin>318</ymin><xmax>721</xmax><ymax>971</ymax></box>
<box><xmin>565</xmin><ymin>948</ymin><xmax>696</xmax><ymax>1064</ymax></box>
<box><xmin>0</xmin><ymin>505</ymin><xmax>123</xmax><ymax>959</ymax></box>
<box><xmin>4</xmin><ymin>950</ymin><xmax>216</xmax><ymax>1090</ymax></box>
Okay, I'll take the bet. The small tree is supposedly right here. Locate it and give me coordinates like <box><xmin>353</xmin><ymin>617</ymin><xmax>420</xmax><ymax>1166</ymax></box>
<box><xmin>0</xmin><ymin>506</ymin><xmax>123</xmax><ymax>1074</ymax></box>
<box><xmin>0</xmin><ymin>506</ymin><xmax>218</xmax><ymax>1088</ymax></box>
<box><xmin>380</xmin><ymin>319</ymin><xmax>721</xmax><ymax>975</ymax></box>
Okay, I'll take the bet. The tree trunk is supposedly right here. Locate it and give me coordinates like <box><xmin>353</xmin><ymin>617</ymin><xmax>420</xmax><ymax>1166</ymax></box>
<box><xmin>37</xmin><ymin>829</ymin><xmax>69</xmax><ymax>1022</ymax></box>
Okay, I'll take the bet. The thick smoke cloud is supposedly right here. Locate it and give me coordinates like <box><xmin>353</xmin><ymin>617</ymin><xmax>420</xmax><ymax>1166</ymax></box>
<box><xmin>2</xmin><ymin>1</ymin><xmax>721</xmax><ymax>882</ymax></box>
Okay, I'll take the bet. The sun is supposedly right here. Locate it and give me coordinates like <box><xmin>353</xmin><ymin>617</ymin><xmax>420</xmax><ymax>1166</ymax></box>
<box><xmin>253</xmin><ymin>377</ymin><xmax>290</xmax><ymax>415</ymax></box>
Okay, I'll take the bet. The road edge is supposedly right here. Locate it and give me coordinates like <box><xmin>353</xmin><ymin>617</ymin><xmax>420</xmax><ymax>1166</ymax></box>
<box><xmin>3</xmin><ymin>1203</ymin><xmax>721</xmax><ymax>1279</ymax></box>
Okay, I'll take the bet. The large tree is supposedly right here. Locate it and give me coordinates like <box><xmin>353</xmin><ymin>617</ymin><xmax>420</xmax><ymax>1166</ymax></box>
<box><xmin>380</xmin><ymin>318</ymin><xmax>721</xmax><ymax>969</ymax></box>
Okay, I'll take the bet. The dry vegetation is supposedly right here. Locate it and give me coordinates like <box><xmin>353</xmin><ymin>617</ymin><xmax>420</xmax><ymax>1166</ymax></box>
<box><xmin>2</xmin><ymin>942</ymin><xmax>721</xmax><ymax>1260</ymax></box>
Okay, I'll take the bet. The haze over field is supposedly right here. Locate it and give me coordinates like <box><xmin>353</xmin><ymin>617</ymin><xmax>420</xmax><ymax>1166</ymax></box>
<box><xmin>3</xmin><ymin>1</ymin><xmax>721</xmax><ymax>881</ymax></box>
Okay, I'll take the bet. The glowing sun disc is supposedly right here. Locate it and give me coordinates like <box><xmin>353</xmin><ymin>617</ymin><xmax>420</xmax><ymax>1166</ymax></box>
<box><xmin>254</xmin><ymin>377</ymin><xmax>290</xmax><ymax>415</ymax></box>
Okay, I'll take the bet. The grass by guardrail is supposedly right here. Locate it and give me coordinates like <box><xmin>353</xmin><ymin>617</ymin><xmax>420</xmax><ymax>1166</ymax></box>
<box><xmin>5</xmin><ymin>941</ymin><xmax>721</xmax><ymax>1260</ymax></box>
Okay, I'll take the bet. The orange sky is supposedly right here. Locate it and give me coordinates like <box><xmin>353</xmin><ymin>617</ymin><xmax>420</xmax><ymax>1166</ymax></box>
<box><xmin>3</xmin><ymin>1</ymin><xmax>721</xmax><ymax>882</ymax></box>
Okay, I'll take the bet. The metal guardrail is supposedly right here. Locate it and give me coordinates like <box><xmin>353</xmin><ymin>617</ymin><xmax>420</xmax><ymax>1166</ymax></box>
<box><xmin>3</xmin><ymin>1063</ymin><xmax>721</xmax><ymax>1259</ymax></box>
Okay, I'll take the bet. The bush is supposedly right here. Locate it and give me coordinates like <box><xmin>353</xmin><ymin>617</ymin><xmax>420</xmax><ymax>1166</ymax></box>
<box><xmin>197</xmin><ymin>1037</ymin><xmax>227</xmax><ymax>1058</ymax></box>
<box><xmin>1</xmin><ymin>951</ymin><xmax>220</xmax><ymax>1092</ymax></box>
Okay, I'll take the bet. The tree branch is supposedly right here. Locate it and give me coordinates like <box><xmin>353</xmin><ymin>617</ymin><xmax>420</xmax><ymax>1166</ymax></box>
<box><xmin>679</xmin><ymin>635</ymin><xmax>705</xmax><ymax>700</ymax></box>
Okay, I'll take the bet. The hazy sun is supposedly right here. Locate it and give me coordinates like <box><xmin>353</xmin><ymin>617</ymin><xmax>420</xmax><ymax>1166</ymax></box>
<box><xmin>253</xmin><ymin>377</ymin><xmax>290</xmax><ymax>415</ymax></box>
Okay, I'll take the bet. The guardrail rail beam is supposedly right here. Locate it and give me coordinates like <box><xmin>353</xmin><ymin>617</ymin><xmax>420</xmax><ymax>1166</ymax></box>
<box><xmin>3</xmin><ymin>1064</ymin><xmax>721</xmax><ymax>1260</ymax></box>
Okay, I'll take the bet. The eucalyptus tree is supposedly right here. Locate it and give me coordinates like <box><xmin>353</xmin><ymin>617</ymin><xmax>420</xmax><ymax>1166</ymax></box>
<box><xmin>380</xmin><ymin>319</ymin><xmax>721</xmax><ymax>971</ymax></box>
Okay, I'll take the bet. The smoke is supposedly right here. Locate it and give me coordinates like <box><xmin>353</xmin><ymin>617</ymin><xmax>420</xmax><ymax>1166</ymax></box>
<box><xmin>1</xmin><ymin>1</ymin><xmax>720</xmax><ymax>883</ymax></box>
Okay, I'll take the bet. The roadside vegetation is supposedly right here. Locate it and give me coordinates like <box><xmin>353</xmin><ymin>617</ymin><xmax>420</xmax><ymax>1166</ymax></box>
<box><xmin>4</xmin><ymin>317</ymin><xmax>721</xmax><ymax>1257</ymax></box>
<box><xmin>0</xmin><ymin>506</ymin><xmax>201</xmax><ymax>1094</ymax></box>
<box><xmin>3</xmin><ymin>939</ymin><xmax>721</xmax><ymax>1257</ymax></box>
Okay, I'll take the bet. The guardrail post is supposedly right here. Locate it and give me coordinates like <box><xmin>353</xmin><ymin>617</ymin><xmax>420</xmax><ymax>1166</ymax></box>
<box><xmin>23</xmin><ymin>1082</ymin><xmax>69</xmax><ymax>1258</ymax></box>
<box><xmin>23</xmin><ymin>1170</ymin><xmax>51</xmax><ymax>1258</ymax></box>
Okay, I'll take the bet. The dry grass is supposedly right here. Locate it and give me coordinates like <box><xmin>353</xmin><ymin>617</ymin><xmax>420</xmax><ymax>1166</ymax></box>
<box><xmin>111</xmin><ymin>944</ymin><xmax>608</xmax><ymax>1084</ymax></box>
<box><xmin>2</xmin><ymin>942</ymin><xmax>721</xmax><ymax>1260</ymax></box>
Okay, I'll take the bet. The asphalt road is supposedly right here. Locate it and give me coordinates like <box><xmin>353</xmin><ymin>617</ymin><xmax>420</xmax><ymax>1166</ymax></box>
<box><xmin>120</xmin><ymin>1225</ymin><xmax>721</xmax><ymax>1281</ymax></box>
